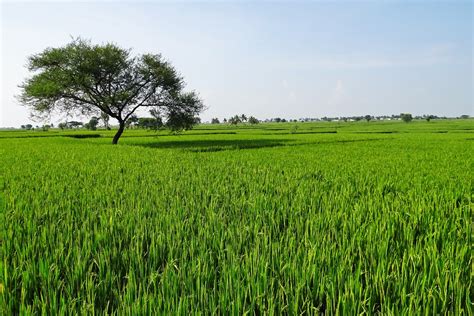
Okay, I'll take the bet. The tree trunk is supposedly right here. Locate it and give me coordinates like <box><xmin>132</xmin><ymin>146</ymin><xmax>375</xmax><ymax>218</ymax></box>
<box><xmin>112</xmin><ymin>121</ymin><xmax>125</xmax><ymax>145</ymax></box>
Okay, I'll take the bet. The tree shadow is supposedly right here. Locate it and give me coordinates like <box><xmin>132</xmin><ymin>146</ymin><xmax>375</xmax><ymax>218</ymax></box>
<box><xmin>129</xmin><ymin>138</ymin><xmax>293</xmax><ymax>152</ymax></box>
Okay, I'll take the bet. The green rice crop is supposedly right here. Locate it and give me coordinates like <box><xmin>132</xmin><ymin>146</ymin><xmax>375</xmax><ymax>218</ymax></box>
<box><xmin>1</xmin><ymin>120</ymin><xmax>472</xmax><ymax>314</ymax></box>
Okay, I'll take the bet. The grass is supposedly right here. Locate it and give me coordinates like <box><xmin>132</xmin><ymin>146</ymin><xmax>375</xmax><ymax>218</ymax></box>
<box><xmin>0</xmin><ymin>120</ymin><xmax>473</xmax><ymax>314</ymax></box>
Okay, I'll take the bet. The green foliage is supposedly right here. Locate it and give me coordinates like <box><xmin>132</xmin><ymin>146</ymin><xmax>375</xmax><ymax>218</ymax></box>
<box><xmin>137</xmin><ymin>117</ymin><xmax>163</xmax><ymax>130</ymax></box>
<box><xmin>226</xmin><ymin>114</ymin><xmax>258</xmax><ymax>125</ymax></box>
<box><xmin>125</xmin><ymin>115</ymin><xmax>139</xmax><ymax>128</ymax></box>
<box><xmin>100</xmin><ymin>112</ymin><xmax>111</xmax><ymax>130</ymax></box>
<box><xmin>85</xmin><ymin>117</ymin><xmax>99</xmax><ymax>131</ymax></box>
<box><xmin>228</xmin><ymin>115</ymin><xmax>242</xmax><ymax>125</ymax></box>
<box><xmin>248</xmin><ymin>116</ymin><xmax>259</xmax><ymax>124</ymax></box>
<box><xmin>19</xmin><ymin>38</ymin><xmax>204</xmax><ymax>144</ymax></box>
<box><xmin>0</xmin><ymin>120</ymin><xmax>472</xmax><ymax>314</ymax></box>
<box><xmin>68</xmin><ymin>121</ymin><xmax>83</xmax><ymax>129</ymax></box>
<box><xmin>400</xmin><ymin>113</ymin><xmax>413</xmax><ymax>123</ymax></box>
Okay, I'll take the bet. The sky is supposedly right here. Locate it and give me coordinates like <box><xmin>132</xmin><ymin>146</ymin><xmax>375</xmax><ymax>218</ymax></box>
<box><xmin>1</xmin><ymin>0</ymin><xmax>472</xmax><ymax>127</ymax></box>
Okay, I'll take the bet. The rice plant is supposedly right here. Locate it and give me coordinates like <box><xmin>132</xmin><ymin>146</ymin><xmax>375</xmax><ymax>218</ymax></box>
<box><xmin>0</xmin><ymin>120</ymin><xmax>472</xmax><ymax>314</ymax></box>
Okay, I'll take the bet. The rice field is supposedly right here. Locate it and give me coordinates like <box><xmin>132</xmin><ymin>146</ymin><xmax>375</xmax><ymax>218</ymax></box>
<box><xmin>0</xmin><ymin>119</ymin><xmax>473</xmax><ymax>314</ymax></box>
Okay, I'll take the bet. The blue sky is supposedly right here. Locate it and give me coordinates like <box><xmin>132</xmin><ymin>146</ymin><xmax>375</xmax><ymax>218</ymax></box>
<box><xmin>1</xmin><ymin>1</ymin><xmax>472</xmax><ymax>127</ymax></box>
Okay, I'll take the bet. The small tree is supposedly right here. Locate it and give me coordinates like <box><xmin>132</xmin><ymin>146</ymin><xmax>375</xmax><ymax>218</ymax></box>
<box><xmin>400</xmin><ymin>113</ymin><xmax>413</xmax><ymax>123</ymax></box>
<box><xmin>248</xmin><ymin>116</ymin><xmax>259</xmax><ymax>124</ymax></box>
<box><xmin>85</xmin><ymin>117</ymin><xmax>99</xmax><ymax>130</ymax></box>
<box><xmin>211</xmin><ymin>118</ymin><xmax>220</xmax><ymax>124</ymax></box>
<box><xmin>137</xmin><ymin>117</ymin><xmax>163</xmax><ymax>130</ymax></box>
<box><xmin>425</xmin><ymin>115</ymin><xmax>435</xmax><ymax>122</ymax></box>
<box><xmin>365</xmin><ymin>115</ymin><xmax>372</xmax><ymax>122</ymax></box>
<box><xmin>228</xmin><ymin>115</ymin><xmax>242</xmax><ymax>125</ymax></box>
<box><xmin>19</xmin><ymin>38</ymin><xmax>204</xmax><ymax>144</ymax></box>
<box><xmin>68</xmin><ymin>121</ymin><xmax>83</xmax><ymax>128</ymax></box>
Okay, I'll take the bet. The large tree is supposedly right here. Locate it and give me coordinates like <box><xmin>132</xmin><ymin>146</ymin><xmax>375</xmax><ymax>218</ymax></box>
<box><xmin>19</xmin><ymin>38</ymin><xmax>204</xmax><ymax>144</ymax></box>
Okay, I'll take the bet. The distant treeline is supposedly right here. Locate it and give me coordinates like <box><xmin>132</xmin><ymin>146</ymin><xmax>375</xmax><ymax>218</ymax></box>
<box><xmin>18</xmin><ymin>113</ymin><xmax>471</xmax><ymax>130</ymax></box>
<box><xmin>209</xmin><ymin>113</ymin><xmax>470</xmax><ymax>124</ymax></box>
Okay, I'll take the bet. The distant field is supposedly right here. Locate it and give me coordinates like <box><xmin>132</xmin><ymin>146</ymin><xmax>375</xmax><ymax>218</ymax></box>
<box><xmin>1</xmin><ymin>120</ymin><xmax>473</xmax><ymax>314</ymax></box>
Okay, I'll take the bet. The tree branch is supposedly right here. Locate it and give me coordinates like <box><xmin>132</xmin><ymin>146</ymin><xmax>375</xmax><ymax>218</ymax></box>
<box><xmin>123</xmin><ymin>88</ymin><xmax>159</xmax><ymax>121</ymax></box>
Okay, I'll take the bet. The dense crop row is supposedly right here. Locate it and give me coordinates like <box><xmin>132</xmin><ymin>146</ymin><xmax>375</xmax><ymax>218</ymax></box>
<box><xmin>1</xmin><ymin>121</ymin><xmax>472</xmax><ymax>314</ymax></box>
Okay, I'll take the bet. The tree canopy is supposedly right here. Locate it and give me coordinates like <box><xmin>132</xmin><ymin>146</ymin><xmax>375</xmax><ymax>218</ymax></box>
<box><xmin>19</xmin><ymin>38</ymin><xmax>204</xmax><ymax>144</ymax></box>
<box><xmin>400</xmin><ymin>113</ymin><xmax>413</xmax><ymax>123</ymax></box>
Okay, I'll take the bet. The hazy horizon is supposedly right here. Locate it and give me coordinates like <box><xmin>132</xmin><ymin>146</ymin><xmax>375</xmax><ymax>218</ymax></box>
<box><xmin>1</xmin><ymin>1</ymin><xmax>472</xmax><ymax>128</ymax></box>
